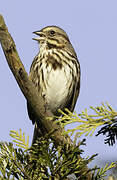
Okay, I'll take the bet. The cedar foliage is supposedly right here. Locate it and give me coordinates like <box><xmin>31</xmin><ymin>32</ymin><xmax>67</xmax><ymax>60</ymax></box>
<box><xmin>0</xmin><ymin>103</ymin><xmax>117</xmax><ymax>180</ymax></box>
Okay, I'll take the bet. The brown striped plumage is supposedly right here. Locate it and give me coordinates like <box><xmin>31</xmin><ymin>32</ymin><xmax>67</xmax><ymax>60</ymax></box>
<box><xmin>27</xmin><ymin>26</ymin><xmax>80</xmax><ymax>143</ymax></box>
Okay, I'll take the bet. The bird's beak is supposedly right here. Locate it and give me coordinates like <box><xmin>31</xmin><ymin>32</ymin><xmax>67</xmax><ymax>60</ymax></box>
<box><xmin>33</xmin><ymin>31</ymin><xmax>45</xmax><ymax>41</ymax></box>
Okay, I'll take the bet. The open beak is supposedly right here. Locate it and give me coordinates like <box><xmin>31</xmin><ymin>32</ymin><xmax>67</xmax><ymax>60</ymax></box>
<box><xmin>33</xmin><ymin>31</ymin><xmax>45</xmax><ymax>41</ymax></box>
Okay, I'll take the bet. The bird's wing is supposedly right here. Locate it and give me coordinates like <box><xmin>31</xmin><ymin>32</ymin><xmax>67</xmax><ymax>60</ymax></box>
<box><xmin>65</xmin><ymin>44</ymin><xmax>80</xmax><ymax>112</ymax></box>
<box><xmin>69</xmin><ymin>74</ymin><xmax>80</xmax><ymax>112</ymax></box>
<box><xmin>27</xmin><ymin>55</ymin><xmax>39</xmax><ymax>124</ymax></box>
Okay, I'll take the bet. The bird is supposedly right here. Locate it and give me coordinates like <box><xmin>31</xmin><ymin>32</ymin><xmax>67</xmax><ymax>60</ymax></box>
<box><xmin>27</xmin><ymin>26</ymin><xmax>80</xmax><ymax>144</ymax></box>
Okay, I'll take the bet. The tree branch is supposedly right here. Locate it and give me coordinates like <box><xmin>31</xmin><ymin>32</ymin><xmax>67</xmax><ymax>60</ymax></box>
<box><xmin>0</xmin><ymin>14</ymin><xmax>71</xmax><ymax>147</ymax></box>
<box><xmin>0</xmin><ymin>14</ymin><xmax>92</xmax><ymax>179</ymax></box>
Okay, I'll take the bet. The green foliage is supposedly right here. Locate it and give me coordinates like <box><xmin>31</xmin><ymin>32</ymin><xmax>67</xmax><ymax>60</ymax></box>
<box><xmin>25</xmin><ymin>138</ymin><xmax>92</xmax><ymax>179</ymax></box>
<box><xmin>10</xmin><ymin>129</ymin><xmax>29</xmax><ymax>150</ymax></box>
<box><xmin>0</xmin><ymin>131</ymin><xmax>93</xmax><ymax>179</ymax></box>
<box><xmin>0</xmin><ymin>129</ymin><xmax>116</xmax><ymax>179</ymax></box>
<box><xmin>0</xmin><ymin>103</ymin><xmax>117</xmax><ymax>179</ymax></box>
<box><xmin>0</xmin><ymin>142</ymin><xmax>29</xmax><ymax>179</ymax></box>
<box><xmin>92</xmin><ymin>162</ymin><xmax>117</xmax><ymax>180</ymax></box>
<box><xmin>57</xmin><ymin>103</ymin><xmax>117</xmax><ymax>145</ymax></box>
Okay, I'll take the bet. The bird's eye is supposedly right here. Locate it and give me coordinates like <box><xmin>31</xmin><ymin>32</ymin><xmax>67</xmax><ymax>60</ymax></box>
<box><xmin>49</xmin><ymin>30</ymin><xmax>55</xmax><ymax>36</ymax></box>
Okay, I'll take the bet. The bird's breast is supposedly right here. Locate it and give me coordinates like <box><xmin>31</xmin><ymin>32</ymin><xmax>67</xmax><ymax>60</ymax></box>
<box><xmin>31</xmin><ymin>48</ymin><xmax>78</xmax><ymax>114</ymax></box>
<box><xmin>42</xmin><ymin>63</ymin><xmax>73</xmax><ymax>113</ymax></box>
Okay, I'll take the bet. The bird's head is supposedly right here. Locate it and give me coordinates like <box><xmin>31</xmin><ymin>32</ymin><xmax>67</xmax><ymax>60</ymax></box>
<box><xmin>33</xmin><ymin>26</ymin><xmax>70</xmax><ymax>49</ymax></box>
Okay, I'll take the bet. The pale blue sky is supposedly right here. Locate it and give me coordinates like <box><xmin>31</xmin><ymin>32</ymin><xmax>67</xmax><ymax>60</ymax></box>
<box><xmin>0</xmin><ymin>0</ymin><xmax>117</xmax><ymax>174</ymax></box>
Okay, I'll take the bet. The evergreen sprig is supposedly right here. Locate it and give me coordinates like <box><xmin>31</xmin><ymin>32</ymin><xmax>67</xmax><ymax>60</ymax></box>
<box><xmin>0</xmin><ymin>134</ymin><xmax>93</xmax><ymax>179</ymax></box>
<box><xmin>92</xmin><ymin>162</ymin><xmax>116</xmax><ymax>180</ymax></box>
<box><xmin>10</xmin><ymin>129</ymin><xmax>29</xmax><ymax>150</ymax></box>
<box><xmin>56</xmin><ymin>103</ymin><xmax>117</xmax><ymax>145</ymax></box>
<box><xmin>0</xmin><ymin>142</ymin><xmax>30</xmax><ymax>179</ymax></box>
<box><xmin>0</xmin><ymin>129</ymin><xmax>116</xmax><ymax>179</ymax></box>
<box><xmin>0</xmin><ymin>103</ymin><xmax>117</xmax><ymax>179</ymax></box>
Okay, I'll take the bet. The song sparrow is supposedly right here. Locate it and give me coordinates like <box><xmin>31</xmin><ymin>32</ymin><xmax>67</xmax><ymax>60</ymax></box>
<box><xmin>27</xmin><ymin>26</ymin><xmax>80</xmax><ymax>143</ymax></box>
